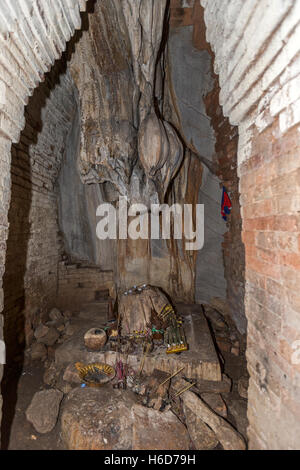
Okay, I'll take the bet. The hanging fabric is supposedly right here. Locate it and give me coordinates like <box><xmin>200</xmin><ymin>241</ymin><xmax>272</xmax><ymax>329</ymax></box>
<box><xmin>221</xmin><ymin>186</ymin><xmax>232</xmax><ymax>221</ymax></box>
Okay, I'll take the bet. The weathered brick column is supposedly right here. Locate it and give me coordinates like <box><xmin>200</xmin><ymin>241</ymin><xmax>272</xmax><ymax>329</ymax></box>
<box><xmin>201</xmin><ymin>0</ymin><xmax>300</xmax><ymax>449</ymax></box>
<box><xmin>0</xmin><ymin>0</ymin><xmax>87</xmax><ymax>439</ymax></box>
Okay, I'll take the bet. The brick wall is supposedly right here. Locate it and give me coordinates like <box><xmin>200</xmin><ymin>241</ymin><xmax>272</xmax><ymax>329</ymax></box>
<box><xmin>241</xmin><ymin>119</ymin><xmax>300</xmax><ymax>449</ymax></box>
<box><xmin>0</xmin><ymin>0</ymin><xmax>87</xmax><ymax>435</ymax></box>
<box><xmin>57</xmin><ymin>262</ymin><xmax>115</xmax><ymax>311</ymax></box>
<box><xmin>3</xmin><ymin>66</ymin><xmax>76</xmax><ymax>361</ymax></box>
<box><xmin>0</xmin><ymin>0</ymin><xmax>299</xmax><ymax>450</ymax></box>
<box><xmin>201</xmin><ymin>0</ymin><xmax>300</xmax><ymax>449</ymax></box>
<box><xmin>205</xmin><ymin>84</ymin><xmax>245</xmax><ymax>333</ymax></box>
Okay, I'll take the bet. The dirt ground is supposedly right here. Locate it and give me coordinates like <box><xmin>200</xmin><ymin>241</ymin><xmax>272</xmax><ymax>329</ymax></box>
<box><xmin>1</xmin><ymin>304</ymin><xmax>249</xmax><ymax>450</ymax></box>
<box><xmin>1</xmin><ymin>362</ymin><xmax>65</xmax><ymax>450</ymax></box>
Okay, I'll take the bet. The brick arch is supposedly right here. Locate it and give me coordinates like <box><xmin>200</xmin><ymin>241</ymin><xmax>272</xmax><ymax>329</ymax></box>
<box><xmin>0</xmin><ymin>0</ymin><xmax>299</xmax><ymax>450</ymax></box>
<box><xmin>0</xmin><ymin>0</ymin><xmax>87</xmax><ymax>432</ymax></box>
<box><xmin>201</xmin><ymin>0</ymin><xmax>300</xmax><ymax>449</ymax></box>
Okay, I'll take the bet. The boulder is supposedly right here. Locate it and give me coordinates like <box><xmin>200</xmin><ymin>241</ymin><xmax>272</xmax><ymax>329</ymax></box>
<box><xmin>181</xmin><ymin>389</ymin><xmax>246</xmax><ymax>450</ymax></box>
<box><xmin>183</xmin><ymin>403</ymin><xmax>218</xmax><ymax>450</ymax></box>
<box><xmin>49</xmin><ymin>308</ymin><xmax>63</xmax><ymax>322</ymax></box>
<box><xmin>238</xmin><ymin>376</ymin><xmax>248</xmax><ymax>399</ymax></box>
<box><xmin>61</xmin><ymin>387</ymin><xmax>190</xmax><ymax>450</ymax></box>
<box><xmin>43</xmin><ymin>363</ymin><xmax>62</xmax><ymax>387</ymax></box>
<box><xmin>63</xmin><ymin>363</ymin><xmax>82</xmax><ymax>384</ymax></box>
<box><xmin>201</xmin><ymin>392</ymin><xmax>227</xmax><ymax>418</ymax></box>
<box><xmin>61</xmin><ymin>387</ymin><xmax>136</xmax><ymax>450</ymax></box>
<box><xmin>63</xmin><ymin>310</ymin><xmax>73</xmax><ymax>319</ymax></box>
<box><xmin>26</xmin><ymin>389</ymin><xmax>63</xmax><ymax>434</ymax></box>
<box><xmin>131</xmin><ymin>404</ymin><xmax>190</xmax><ymax>450</ymax></box>
<box><xmin>225</xmin><ymin>396</ymin><xmax>248</xmax><ymax>439</ymax></box>
<box><xmin>64</xmin><ymin>323</ymin><xmax>79</xmax><ymax>337</ymax></box>
<box><xmin>34</xmin><ymin>324</ymin><xmax>50</xmax><ymax>341</ymax></box>
<box><xmin>37</xmin><ymin>326</ymin><xmax>60</xmax><ymax>346</ymax></box>
<box><xmin>30</xmin><ymin>342</ymin><xmax>47</xmax><ymax>361</ymax></box>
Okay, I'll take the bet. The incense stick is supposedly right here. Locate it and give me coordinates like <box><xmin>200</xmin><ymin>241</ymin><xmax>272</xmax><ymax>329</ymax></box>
<box><xmin>159</xmin><ymin>366</ymin><xmax>185</xmax><ymax>386</ymax></box>
<box><xmin>139</xmin><ymin>342</ymin><xmax>151</xmax><ymax>375</ymax></box>
<box><xmin>174</xmin><ymin>382</ymin><xmax>196</xmax><ymax>397</ymax></box>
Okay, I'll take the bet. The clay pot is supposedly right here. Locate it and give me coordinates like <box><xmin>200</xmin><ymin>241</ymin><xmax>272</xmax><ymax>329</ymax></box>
<box><xmin>84</xmin><ymin>328</ymin><xmax>107</xmax><ymax>351</ymax></box>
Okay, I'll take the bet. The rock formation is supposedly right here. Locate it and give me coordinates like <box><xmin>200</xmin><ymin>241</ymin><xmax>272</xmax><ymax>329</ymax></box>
<box><xmin>69</xmin><ymin>0</ymin><xmax>183</xmax><ymax>207</ymax></box>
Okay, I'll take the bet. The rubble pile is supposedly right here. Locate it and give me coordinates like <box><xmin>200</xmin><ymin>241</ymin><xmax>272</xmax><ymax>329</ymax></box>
<box><xmin>24</xmin><ymin>289</ymin><xmax>249</xmax><ymax>450</ymax></box>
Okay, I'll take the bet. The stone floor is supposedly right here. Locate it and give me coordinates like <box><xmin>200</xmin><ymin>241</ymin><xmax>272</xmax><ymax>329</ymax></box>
<box><xmin>0</xmin><ymin>301</ymin><xmax>249</xmax><ymax>450</ymax></box>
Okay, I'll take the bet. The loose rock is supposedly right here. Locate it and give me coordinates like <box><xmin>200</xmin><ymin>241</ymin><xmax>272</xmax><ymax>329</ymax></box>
<box><xmin>30</xmin><ymin>342</ymin><xmax>47</xmax><ymax>361</ymax></box>
<box><xmin>181</xmin><ymin>389</ymin><xmax>246</xmax><ymax>450</ymax></box>
<box><xmin>183</xmin><ymin>403</ymin><xmax>218</xmax><ymax>450</ymax></box>
<box><xmin>64</xmin><ymin>323</ymin><xmax>78</xmax><ymax>337</ymax></box>
<box><xmin>37</xmin><ymin>326</ymin><xmax>60</xmax><ymax>346</ymax></box>
<box><xmin>63</xmin><ymin>310</ymin><xmax>73</xmax><ymax>319</ymax></box>
<box><xmin>172</xmin><ymin>378</ymin><xmax>245</xmax><ymax>450</ymax></box>
<box><xmin>195</xmin><ymin>374</ymin><xmax>232</xmax><ymax>394</ymax></box>
<box><xmin>131</xmin><ymin>404</ymin><xmax>190</xmax><ymax>450</ymax></box>
<box><xmin>49</xmin><ymin>308</ymin><xmax>63</xmax><ymax>322</ymax></box>
<box><xmin>61</xmin><ymin>387</ymin><xmax>136</xmax><ymax>450</ymax></box>
<box><xmin>34</xmin><ymin>324</ymin><xmax>49</xmax><ymax>341</ymax></box>
<box><xmin>201</xmin><ymin>392</ymin><xmax>227</xmax><ymax>418</ymax></box>
<box><xmin>26</xmin><ymin>389</ymin><xmax>63</xmax><ymax>434</ymax></box>
<box><xmin>225</xmin><ymin>396</ymin><xmax>248</xmax><ymax>439</ymax></box>
<box><xmin>238</xmin><ymin>376</ymin><xmax>249</xmax><ymax>399</ymax></box>
<box><xmin>43</xmin><ymin>363</ymin><xmax>62</xmax><ymax>387</ymax></box>
<box><xmin>61</xmin><ymin>387</ymin><xmax>190</xmax><ymax>450</ymax></box>
<box><xmin>63</xmin><ymin>363</ymin><xmax>82</xmax><ymax>384</ymax></box>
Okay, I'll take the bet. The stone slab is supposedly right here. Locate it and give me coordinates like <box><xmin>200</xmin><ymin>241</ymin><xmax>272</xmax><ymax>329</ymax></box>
<box><xmin>55</xmin><ymin>303</ymin><xmax>221</xmax><ymax>381</ymax></box>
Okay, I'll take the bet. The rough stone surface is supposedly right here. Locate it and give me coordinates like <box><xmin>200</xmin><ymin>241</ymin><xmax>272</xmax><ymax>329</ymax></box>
<box><xmin>172</xmin><ymin>377</ymin><xmax>245</xmax><ymax>450</ymax></box>
<box><xmin>201</xmin><ymin>392</ymin><xmax>227</xmax><ymax>418</ymax></box>
<box><xmin>225</xmin><ymin>395</ymin><xmax>249</xmax><ymax>440</ymax></box>
<box><xmin>30</xmin><ymin>343</ymin><xmax>47</xmax><ymax>361</ymax></box>
<box><xmin>3</xmin><ymin>67</ymin><xmax>77</xmax><ymax>363</ymax></box>
<box><xmin>37</xmin><ymin>327</ymin><xmax>59</xmax><ymax>347</ymax></box>
<box><xmin>61</xmin><ymin>387</ymin><xmax>136</xmax><ymax>450</ymax></box>
<box><xmin>49</xmin><ymin>308</ymin><xmax>63</xmax><ymax>322</ymax></box>
<box><xmin>183</xmin><ymin>389</ymin><xmax>245</xmax><ymax>450</ymax></box>
<box><xmin>195</xmin><ymin>374</ymin><xmax>232</xmax><ymax>395</ymax></box>
<box><xmin>132</xmin><ymin>404</ymin><xmax>190</xmax><ymax>450</ymax></box>
<box><xmin>238</xmin><ymin>376</ymin><xmax>249</xmax><ymax>399</ymax></box>
<box><xmin>200</xmin><ymin>0</ymin><xmax>300</xmax><ymax>447</ymax></box>
<box><xmin>69</xmin><ymin>0</ymin><xmax>181</xmax><ymax>206</ymax></box>
<box><xmin>0</xmin><ymin>0</ymin><xmax>86</xmax><ymax>437</ymax></box>
<box><xmin>61</xmin><ymin>386</ymin><xmax>190</xmax><ymax>450</ymax></box>
<box><xmin>43</xmin><ymin>363</ymin><xmax>62</xmax><ymax>387</ymax></box>
<box><xmin>183</xmin><ymin>403</ymin><xmax>218</xmax><ymax>450</ymax></box>
<box><xmin>34</xmin><ymin>325</ymin><xmax>50</xmax><ymax>341</ymax></box>
<box><xmin>63</xmin><ymin>363</ymin><xmax>82</xmax><ymax>385</ymax></box>
<box><xmin>0</xmin><ymin>314</ymin><xmax>4</xmax><ymax>431</ymax></box>
<box><xmin>26</xmin><ymin>389</ymin><xmax>63</xmax><ymax>434</ymax></box>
